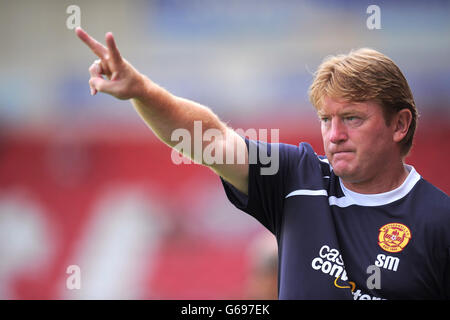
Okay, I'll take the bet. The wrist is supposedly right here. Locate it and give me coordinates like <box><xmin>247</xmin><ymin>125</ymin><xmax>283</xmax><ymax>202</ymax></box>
<box><xmin>132</xmin><ymin>74</ymin><xmax>174</xmax><ymax>109</ymax></box>
<box><xmin>132</xmin><ymin>74</ymin><xmax>158</xmax><ymax>101</ymax></box>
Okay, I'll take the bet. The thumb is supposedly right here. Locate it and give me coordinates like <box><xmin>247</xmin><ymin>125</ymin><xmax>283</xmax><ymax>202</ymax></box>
<box><xmin>89</xmin><ymin>77</ymin><xmax>117</xmax><ymax>96</ymax></box>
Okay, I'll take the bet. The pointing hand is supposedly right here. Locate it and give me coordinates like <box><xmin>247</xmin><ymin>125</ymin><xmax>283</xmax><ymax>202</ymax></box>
<box><xmin>76</xmin><ymin>27</ymin><xmax>146</xmax><ymax>100</ymax></box>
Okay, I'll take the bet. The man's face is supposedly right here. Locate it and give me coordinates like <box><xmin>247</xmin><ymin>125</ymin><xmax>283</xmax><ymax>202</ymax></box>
<box><xmin>319</xmin><ymin>96</ymin><xmax>396</xmax><ymax>184</ymax></box>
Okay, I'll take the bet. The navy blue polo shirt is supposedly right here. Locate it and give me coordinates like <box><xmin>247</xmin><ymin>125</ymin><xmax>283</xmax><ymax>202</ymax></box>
<box><xmin>220</xmin><ymin>138</ymin><xmax>450</xmax><ymax>300</ymax></box>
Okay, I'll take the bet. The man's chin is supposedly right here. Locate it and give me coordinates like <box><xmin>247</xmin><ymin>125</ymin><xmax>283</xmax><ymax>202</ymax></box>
<box><xmin>331</xmin><ymin>163</ymin><xmax>356</xmax><ymax>180</ymax></box>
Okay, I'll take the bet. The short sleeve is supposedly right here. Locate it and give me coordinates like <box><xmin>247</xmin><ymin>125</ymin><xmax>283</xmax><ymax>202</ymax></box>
<box><xmin>220</xmin><ymin>137</ymin><xmax>314</xmax><ymax>236</ymax></box>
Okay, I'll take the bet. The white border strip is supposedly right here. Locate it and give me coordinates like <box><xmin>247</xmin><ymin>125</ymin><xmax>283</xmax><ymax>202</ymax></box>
<box><xmin>285</xmin><ymin>189</ymin><xmax>328</xmax><ymax>198</ymax></box>
<box><xmin>285</xmin><ymin>165</ymin><xmax>421</xmax><ymax>208</ymax></box>
<box><xmin>337</xmin><ymin>165</ymin><xmax>421</xmax><ymax>207</ymax></box>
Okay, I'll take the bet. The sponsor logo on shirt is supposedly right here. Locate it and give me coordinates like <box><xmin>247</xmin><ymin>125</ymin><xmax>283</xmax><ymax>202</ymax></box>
<box><xmin>311</xmin><ymin>245</ymin><xmax>349</xmax><ymax>281</ymax></box>
<box><xmin>311</xmin><ymin>245</ymin><xmax>385</xmax><ymax>300</ymax></box>
<box><xmin>378</xmin><ymin>223</ymin><xmax>411</xmax><ymax>253</ymax></box>
<box><xmin>375</xmin><ymin>253</ymin><xmax>400</xmax><ymax>271</ymax></box>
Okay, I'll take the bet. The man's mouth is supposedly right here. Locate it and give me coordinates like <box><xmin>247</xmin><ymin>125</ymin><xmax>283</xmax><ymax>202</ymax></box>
<box><xmin>331</xmin><ymin>151</ymin><xmax>355</xmax><ymax>161</ymax></box>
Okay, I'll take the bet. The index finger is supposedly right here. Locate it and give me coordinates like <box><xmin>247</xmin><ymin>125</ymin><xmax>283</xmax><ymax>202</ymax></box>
<box><xmin>75</xmin><ymin>27</ymin><xmax>108</xmax><ymax>59</ymax></box>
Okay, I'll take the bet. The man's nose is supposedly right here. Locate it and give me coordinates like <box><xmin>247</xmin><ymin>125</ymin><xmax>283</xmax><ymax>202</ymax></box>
<box><xmin>329</xmin><ymin>118</ymin><xmax>348</xmax><ymax>144</ymax></box>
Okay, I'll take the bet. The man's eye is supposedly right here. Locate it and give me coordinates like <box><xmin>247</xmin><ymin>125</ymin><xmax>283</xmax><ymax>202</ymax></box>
<box><xmin>344</xmin><ymin>116</ymin><xmax>363</xmax><ymax>126</ymax></box>
<box><xmin>321</xmin><ymin>117</ymin><xmax>329</xmax><ymax>123</ymax></box>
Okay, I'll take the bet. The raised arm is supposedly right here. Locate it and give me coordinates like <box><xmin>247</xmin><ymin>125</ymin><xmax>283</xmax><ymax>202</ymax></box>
<box><xmin>75</xmin><ymin>28</ymin><xmax>249</xmax><ymax>194</ymax></box>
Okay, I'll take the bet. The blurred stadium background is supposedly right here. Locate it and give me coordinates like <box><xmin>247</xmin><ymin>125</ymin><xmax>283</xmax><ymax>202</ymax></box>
<box><xmin>0</xmin><ymin>0</ymin><xmax>449</xmax><ymax>299</ymax></box>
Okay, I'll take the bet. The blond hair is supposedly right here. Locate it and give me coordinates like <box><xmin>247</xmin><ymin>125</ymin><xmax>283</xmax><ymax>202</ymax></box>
<box><xmin>308</xmin><ymin>48</ymin><xmax>418</xmax><ymax>156</ymax></box>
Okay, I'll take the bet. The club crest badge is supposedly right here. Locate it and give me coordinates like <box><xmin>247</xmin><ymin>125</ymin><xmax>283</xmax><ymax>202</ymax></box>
<box><xmin>378</xmin><ymin>223</ymin><xmax>411</xmax><ymax>253</ymax></box>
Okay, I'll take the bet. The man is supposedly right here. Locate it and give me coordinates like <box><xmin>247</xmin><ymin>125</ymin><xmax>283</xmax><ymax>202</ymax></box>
<box><xmin>76</xmin><ymin>28</ymin><xmax>449</xmax><ymax>299</ymax></box>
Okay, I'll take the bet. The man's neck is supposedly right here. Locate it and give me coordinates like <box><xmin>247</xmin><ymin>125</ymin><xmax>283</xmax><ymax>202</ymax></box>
<box><xmin>341</xmin><ymin>161</ymin><xmax>409</xmax><ymax>195</ymax></box>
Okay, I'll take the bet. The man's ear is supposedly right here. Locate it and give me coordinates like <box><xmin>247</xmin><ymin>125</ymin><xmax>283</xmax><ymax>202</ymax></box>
<box><xmin>392</xmin><ymin>109</ymin><xmax>412</xmax><ymax>143</ymax></box>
